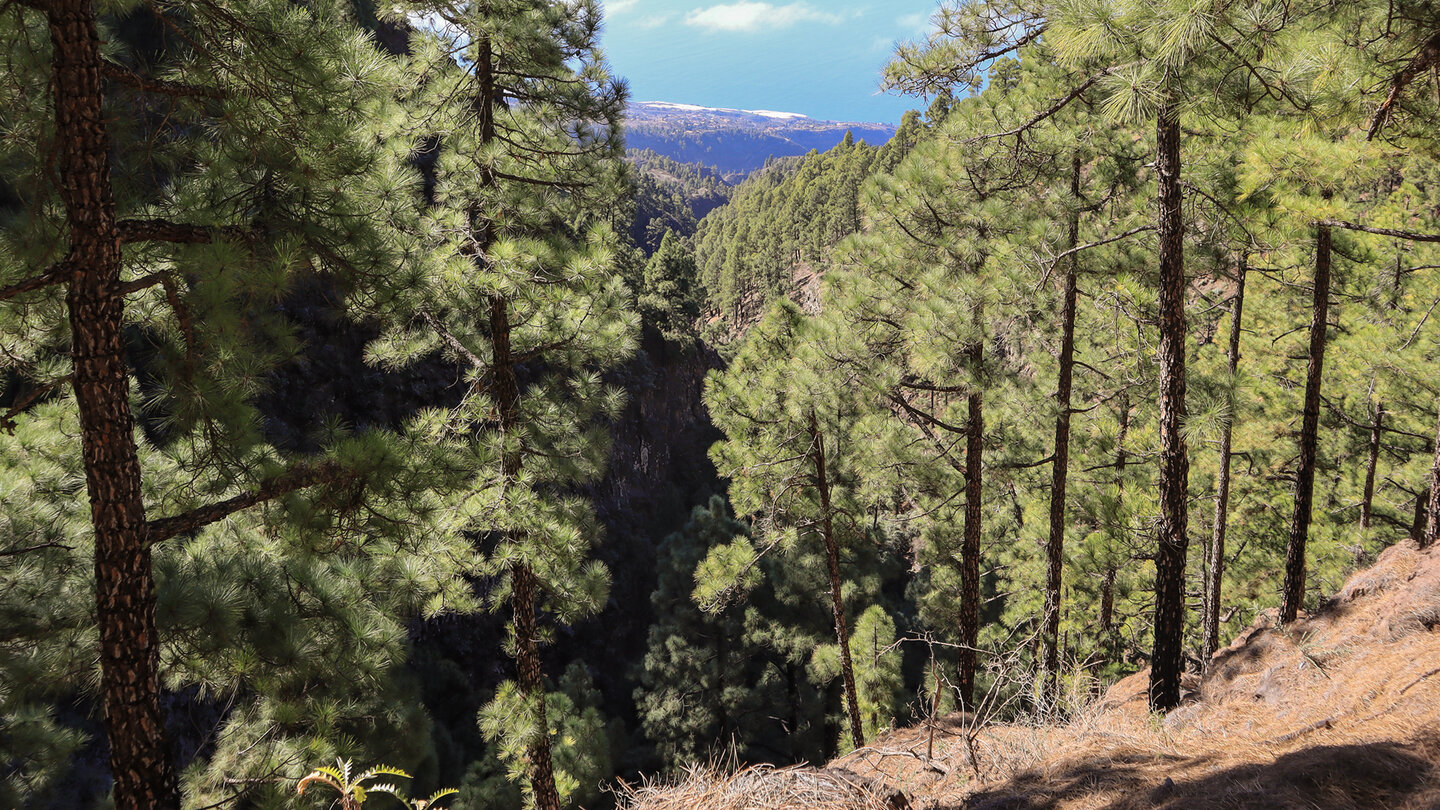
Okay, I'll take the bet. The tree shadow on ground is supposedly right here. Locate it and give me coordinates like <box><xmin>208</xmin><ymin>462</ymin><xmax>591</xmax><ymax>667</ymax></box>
<box><xmin>956</xmin><ymin>735</ymin><xmax>1440</xmax><ymax>810</ymax></box>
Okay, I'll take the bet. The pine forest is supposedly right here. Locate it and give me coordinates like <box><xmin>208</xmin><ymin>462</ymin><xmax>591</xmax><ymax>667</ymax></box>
<box><xmin>4</xmin><ymin>0</ymin><xmax>1440</xmax><ymax>808</ymax></box>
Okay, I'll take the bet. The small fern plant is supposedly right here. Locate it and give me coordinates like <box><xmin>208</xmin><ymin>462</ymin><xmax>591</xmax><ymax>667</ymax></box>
<box><xmin>297</xmin><ymin>759</ymin><xmax>458</xmax><ymax>809</ymax></box>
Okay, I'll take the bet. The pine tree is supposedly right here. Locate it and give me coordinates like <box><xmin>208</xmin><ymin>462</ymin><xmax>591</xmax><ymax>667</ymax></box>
<box><xmin>635</xmin><ymin>496</ymin><xmax>768</xmax><ymax>769</ymax></box>
<box><xmin>367</xmin><ymin>2</ymin><xmax>635</xmax><ymax>807</ymax></box>
<box><xmin>0</xmin><ymin>1</ymin><xmax>480</xmax><ymax>806</ymax></box>
<box><xmin>638</xmin><ymin>229</ymin><xmax>701</xmax><ymax>342</ymax></box>
<box><xmin>705</xmin><ymin>301</ymin><xmax>870</xmax><ymax>751</ymax></box>
<box><xmin>1043</xmin><ymin>0</ymin><xmax>1290</xmax><ymax>710</ymax></box>
<box><xmin>1204</xmin><ymin>257</ymin><xmax>1246</xmax><ymax>660</ymax></box>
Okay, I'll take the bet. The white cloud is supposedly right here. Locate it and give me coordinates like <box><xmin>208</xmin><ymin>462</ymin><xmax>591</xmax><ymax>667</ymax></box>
<box><xmin>896</xmin><ymin>12</ymin><xmax>929</xmax><ymax>34</ymax></box>
<box><xmin>606</xmin><ymin>0</ymin><xmax>640</xmax><ymax>14</ymax></box>
<box><xmin>684</xmin><ymin>2</ymin><xmax>843</xmax><ymax>32</ymax></box>
<box><xmin>635</xmin><ymin>12</ymin><xmax>673</xmax><ymax>28</ymax></box>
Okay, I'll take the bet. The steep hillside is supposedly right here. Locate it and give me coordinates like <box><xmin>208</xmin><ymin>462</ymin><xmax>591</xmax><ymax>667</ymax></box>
<box><xmin>694</xmin><ymin>109</ymin><xmax>926</xmax><ymax>337</ymax></box>
<box><xmin>627</xmin><ymin>149</ymin><xmax>732</xmax><ymax>253</ymax></box>
<box><xmin>626</xmin><ymin>101</ymin><xmax>897</xmax><ymax>180</ymax></box>
<box><xmin>622</xmin><ymin>538</ymin><xmax>1440</xmax><ymax>809</ymax></box>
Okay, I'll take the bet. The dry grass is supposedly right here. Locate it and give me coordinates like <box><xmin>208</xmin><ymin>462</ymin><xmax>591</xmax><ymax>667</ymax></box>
<box><xmin>627</xmin><ymin>540</ymin><xmax>1440</xmax><ymax>808</ymax></box>
<box><xmin>615</xmin><ymin>764</ymin><xmax>908</xmax><ymax>810</ymax></box>
<box><xmin>830</xmin><ymin>539</ymin><xmax>1440</xmax><ymax>808</ymax></box>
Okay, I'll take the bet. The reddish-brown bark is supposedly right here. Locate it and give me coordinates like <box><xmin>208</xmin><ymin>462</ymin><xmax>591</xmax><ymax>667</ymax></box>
<box><xmin>1282</xmin><ymin>224</ymin><xmax>1332</xmax><ymax>623</ymax></box>
<box><xmin>44</xmin><ymin>0</ymin><xmax>177</xmax><ymax>804</ymax></box>
<box><xmin>1149</xmin><ymin>100</ymin><xmax>1190</xmax><ymax>713</ymax></box>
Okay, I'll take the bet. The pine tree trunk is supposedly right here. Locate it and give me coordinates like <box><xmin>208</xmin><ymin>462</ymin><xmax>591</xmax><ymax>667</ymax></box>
<box><xmin>46</xmin><ymin>0</ymin><xmax>177</xmax><ymax>805</ymax></box>
<box><xmin>1413</xmin><ymin>485</ymin><xmax>1429</xmax><ymax>543</ymax></box>
<box><xmin>959</xmin><ymin>339</ymin><xmax>984</xmax><ymax>710</ymax></box>
<box><xmin>1203</xmin><ymin>258</ymin><xmax>1246</xmax><ymax>662</ymax></box>
<box><xmin>1422</xmin><ymin>402</ymin><xmax>1440</xmax><ymax>549</ymax></box>
<box><xmin>786</xmin><ymin>663</ymin><xmax>802</xmax><ymax>762</ymax></box>
<box><xmin>808</xmin><ymin>410</ymin><xmax>865</xmax><ymax>750</ymax></box>
<box><xmin>1042</xmin><ymin>155</ymin><xmax>1081</xmax><ymax>705</ymax></box>
<box><xmin>510</xmin><ymin>565</ymin><xmax>559</xmax><ymax>810</ymax></box>
<box><xmin>470</xmin><ymin>34</ymin><xmax>562</xmax><ymax>808</ymax></box>
<box><xmin>1282</xmin><ymin>224</ymin><xmax>1332</xmax><ymax>623</ymax></box>
<box><xmin>1149</xmin><ymin>99</ymin><xmax>1190</xmax><ymax>713</ymax></box>
<box><xmin>1360</xmin><ymin>387</ymin><xmax>1383</xmax><ymax>535</ymax></box>
<box><xmin>1099</xmin><ymin>568</ymin><xmax>1115</xmax><ymax>633</ymax></box>
<box><xmin>1100</xmin><ymin>396</ymin><xmax>1129</xmax><ymax>653</ymax></box>
<box><xmin>490</xmin><ymin>294</ymin><xmax>561</xmax><ymax>810</ymax></box>
<box><xmin>715</xmin><ymin>628</ymin><xmax>730</xmax><ymax>743</ymax></box>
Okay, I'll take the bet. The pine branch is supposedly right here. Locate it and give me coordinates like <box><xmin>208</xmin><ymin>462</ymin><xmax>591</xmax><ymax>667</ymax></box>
<box><xmin>1</xmin><ymin>376</ymin><xmax>67</xmax><ymax>433</ymax></box>
<box><xmin>0</xmin><ymin>261</ymin><xmax>70</xmax><ymax>302</ymax></box>
<box><xmin>1047</xmin><ymin>226</ymin><xmax>1156</xmax><ymax>265</ymax></box>
<box><xmin>0</xmin><ymin>540</ymin><xmax>74</xmax><ymax>557</ymax></box>
<box><xmin>147</xmin><ymin>461</ymin><xmax>353</xmax><ymax>544</ymax></box>
<box><xmin>996</xmin><ymin>454</ymin><xmax>1055</xmax><ymax>470</ymax></box>
<box><xmin>119</xmin><ymin>273</ymin><xmax>166</xmax><ymax>294</ymax></box>
<box><xmin>888</xmin><ymin>392</ymin><xmax>971</xmax><ymax>480</ymax></box>
<box><xmin>100</xmin><ymin>60</ymin><xmax>226</xmax><ymax>100</ymax></box>
<box><xmin>886</xmin><ymin>18</ymin><xmax>1047</xmax><ymax>96</ymax></box>
<box><xmin>899</xmin><ymin>377</ymin><xmax>971</xmax><ymax>394</ymax></box>
<box><xmin>1205</xmin><ymin>32</ymin><xmax>1305</xmax><ymax>109</ymax></box>
<box><xmin>889</xmin><ymin>391</ymin><xmax>969</xmax><ymax>435</ymax></box>
<box><xmin>118</xmin><ymin>218</ymin><xmax>252</xmax><ymax>244</ymax></box>
<box><xmin>1319</xmin><ymin>220</ymin><xmax>1440</xmax><ymax>243</ymax></box>
<box><xmin>1367</xmin><ymin>31</ymin><xmax>1440</xmax><ymax>141</ymax></box>
<box><xmin>422</xmin><ymin>311</ymin><xmax>486</xmax><ymax>371</ymax></box>
<box><xmin>969</xmin><ymin>67</ymin><xmax>1118</xmax><ymax>143</ymax></box>
<box><xmin>491</xmin><ymin>169</ymin><xmax>591</xmax><ymax>190</ymax></box>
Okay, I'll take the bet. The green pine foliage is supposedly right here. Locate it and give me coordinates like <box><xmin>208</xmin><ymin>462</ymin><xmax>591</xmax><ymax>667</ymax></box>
<box><xmin>635</xmin><ymin>496</ymin><xmax>761</xmax><ymax>769</ymax></box>
<box><xmin>626</xmin><ymin>149</ymin><xmax>732</xmax><ymax>254</ymax></box>
<box><xmin>637</xmin><ymin>230</ymin><xmax>703</xmax><ymax>343</ymax></box>
<box><xmin>474</xmin><ymin>663</ymin><xmax>617</xmax><ymax>810</ymax></box>
<box><xmin>6</xmin><ymin>0</ymin><xmax>1440</xmax><ymax>801</ymax></box>
<box><xmin>693</xmin><ymin>117</ymin><xmax>927</xmax><ymax>326</ymax></box>
<box><xmin>1</xmin><ymin>0</ymin><xmax>478</xmax><ymax>804</ymax></box>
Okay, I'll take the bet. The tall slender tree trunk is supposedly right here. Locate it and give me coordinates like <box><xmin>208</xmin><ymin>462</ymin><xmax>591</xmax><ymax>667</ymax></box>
<box><xmin>1281</xmin><ymin>224</ymin><xmax>1332</xmax><ymax>623</ymax></box>
<box><xmin>959</xmin><ymin>337</ymin><xmax>984</xmax><ymax>710</ymax></box>
<box><xmin>1041</xmin><ymin>155</ymin><xmax>1081</xmax><ymax>705</ymax></box>
<box><xmin>509</xmin><ymin>564</ymin><xmax>560</xmax><ymax>810</ymax></box>
<box><xmin>807</xmin><ymin>410</ymin><xmax>865</xmax><ymax>750</ymax></box>
<box><xmin>786</xmin><ymin>663</ymin><xmax>802</xmax><ymax>762</ymax></box>
<box><xmin>1203</xmin><ymin>258</ymin><xmax>1246</xmax><ymax>662</ymax></box>
<box><xmin>1099</xmin><ymin>568</ymin><xmax>1116</xmax><ymax>633</ymax></box>
<box><xmin>472</xmin><ymin>36</ymin><xmax>559</xmax><ymax>810</ymax></box>
<box><xmin>45</xmin><ymin>0</ymin><xmax>177</xmax><ymax>806</ymax></box>
<box><xmin>489</xmin><ymin>293</ymin><xmax>561</xmax><ymax>810</ymax></box>
<box><xmin>1413</xmin><ymin>485</ymin><xmax>1430</xmax><ymax>543</ymax></box>
<box><xmin>1422</xmin><ymin>401</ymin><xmax>1440</xmax><ymax>549</ymax></box>
<box><xmin>1099</xmin><ymin>395</ymin><xmax>1129</xmax><ymax>663</ymax></box>
<box><xmin>1360</xmin><ymin>383</ymin><xmax>1383</xmax><ymax>536</ymax></box>
<box><xmin>1150</xmin><ymin>98</ymin><xmax>1191</xmax><ymax>712</ymax></box>
<box><xmin>718</xmin><ymin>630</ymin><xmax>734</xmax><ymax>744</ymax></box>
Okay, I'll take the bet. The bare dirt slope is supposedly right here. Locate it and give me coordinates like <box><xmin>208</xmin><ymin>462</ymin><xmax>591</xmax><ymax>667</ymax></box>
<box><xmin>623</xmin><ymin>539</ymin><xmax>1440</xmax><ymax>810</ymax></box>
<box><xmin>836</xmin><ymin>539</ymin><xmax>1440</xmax><ymax>809</ymax></box>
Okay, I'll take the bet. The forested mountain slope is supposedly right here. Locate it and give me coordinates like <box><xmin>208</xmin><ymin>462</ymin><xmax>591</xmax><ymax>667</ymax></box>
<box><xmin>693</xmin><ymin>107</ymin><xmax>930</xmax><ymax>334</ymax></box>
<box><xmin>625</xmin><ymin>149</ymin><xmax>731</xmax><ymax>254</ymax></box>
<box><xmin>6</xmin><ymin>0</ymin><xmax>1440</xmax><ymax>807</ymax></box>
<box><xmin>626</xmin><ymin>101</ymin><xmax>898</xmax><ymax>181</ymax></box>
<box><xmin>623</xmin><ymin>538</ymin><xmax>1440</xmax><ymax>809</ymax></box>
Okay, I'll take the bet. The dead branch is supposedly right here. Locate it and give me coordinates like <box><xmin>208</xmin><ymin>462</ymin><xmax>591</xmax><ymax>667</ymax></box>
<box><xmin>118</xmin><ymin>218</ymin><xmax>253</xmax><ymax>245</ymax></box>
<box><xmin>1320</xmin><ymin>220</ymin><xmax>1440</xmax><ymax>243</ymax></box>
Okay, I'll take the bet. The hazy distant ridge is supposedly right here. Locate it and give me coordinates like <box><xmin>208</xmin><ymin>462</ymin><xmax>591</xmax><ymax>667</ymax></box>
<box><xmin>624</xmin><ymin>100</ymin><xmax>898</xmax><ymax>181</ymax></box>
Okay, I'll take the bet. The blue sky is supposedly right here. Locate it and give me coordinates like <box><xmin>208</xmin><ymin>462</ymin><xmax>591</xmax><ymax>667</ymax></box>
<box><xmin>600</xmin><ymin>1</ymin><xmax>941</xmax><ymax>124</ymax></box>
